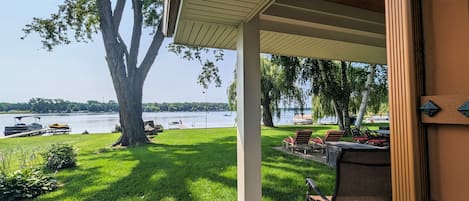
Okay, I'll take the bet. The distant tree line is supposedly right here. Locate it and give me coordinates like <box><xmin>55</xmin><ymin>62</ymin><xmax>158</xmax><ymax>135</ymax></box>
<box><xmin>0</xmin><ymin>98</ymin><xmax>229</xmax><ymax>113</ymax></box>
<box><xmin>142</xmin><ymin>102</ymin><xmax>228</xmax><ymax>112</ymax></box>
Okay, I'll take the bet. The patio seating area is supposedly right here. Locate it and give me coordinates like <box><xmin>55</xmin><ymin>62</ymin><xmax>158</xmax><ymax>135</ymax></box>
<box><xmin>278</xmin><ymin>130</ymin><xmax>387</xmax><ymax>168</ymax></box>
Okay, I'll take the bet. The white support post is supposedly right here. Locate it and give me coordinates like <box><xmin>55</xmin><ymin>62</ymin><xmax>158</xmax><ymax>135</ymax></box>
<box><xmin>236</xmin><ymin>15</ymin><xmax>261</xmax><ymax>201</ymax></box>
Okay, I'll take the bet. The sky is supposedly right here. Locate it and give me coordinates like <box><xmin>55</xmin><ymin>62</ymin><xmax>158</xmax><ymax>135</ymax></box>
<box><xmin>0</xmin><ymin>1</ymin><xmax>236</xmax><ymax>103</ymax></box>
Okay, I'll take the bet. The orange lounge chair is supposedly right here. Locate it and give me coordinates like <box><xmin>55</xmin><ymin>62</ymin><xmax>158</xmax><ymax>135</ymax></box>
<box><xmin>283</xmin><ymin>129</ymin><xmax>312</xmax><ymax>154</ymax></box>
<box><xmin>310</xmin><ymin>130</ymin><xmax>345</xmax><ymax>153</ymax></box>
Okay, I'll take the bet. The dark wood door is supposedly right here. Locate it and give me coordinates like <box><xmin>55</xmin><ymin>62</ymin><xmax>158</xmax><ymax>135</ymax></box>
<box><xmin>422</xmin><ymin>1</ymin><xmax>469</xmax><ymax>200</ymax></box>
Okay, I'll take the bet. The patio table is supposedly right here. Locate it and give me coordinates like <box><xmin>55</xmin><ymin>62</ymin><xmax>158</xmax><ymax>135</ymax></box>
<box><xmin>326</xmin><ymin>141</ymin><xmax>386</xmax><ymax>168</ymax></box>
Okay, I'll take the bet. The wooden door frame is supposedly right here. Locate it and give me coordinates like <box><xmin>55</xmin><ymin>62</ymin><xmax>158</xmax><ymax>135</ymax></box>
<box><xmin>385</xmin><ymin>0</ymin><xmax>429</xmax><ymax>200</ymax></box>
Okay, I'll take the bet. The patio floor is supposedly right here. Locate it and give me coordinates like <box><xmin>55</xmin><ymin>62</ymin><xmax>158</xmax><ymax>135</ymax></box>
<box><xmin>272</xmin><ymin>147</ymin><xmax>327</xmax><ymax>165</ymax></box>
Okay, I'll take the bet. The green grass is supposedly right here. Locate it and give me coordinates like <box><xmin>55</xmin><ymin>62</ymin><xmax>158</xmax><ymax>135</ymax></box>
<box><xmin>0</xmin><ymin>124</ymin><xmax>386</xmax><ymax>201</ymax></box>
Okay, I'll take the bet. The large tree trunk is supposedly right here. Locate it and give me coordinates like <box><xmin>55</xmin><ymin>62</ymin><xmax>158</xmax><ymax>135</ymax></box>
<box><xmin>97</xmin><ymin>0</ymin><xmax>164</xmax><ymax>146</ymax></box>
<box><xmin>339</xmin><ymin>61</ymin><xmax>351</xmax><ymax>135</ymax></box>
<box><xmin>113</xmin><ymin>81</ymin><xmax>150</xmax><ymax>146</ymax></box>
<box><xmin>342</xmin><ymin>104</ymin><xmax>351</xmax><ymax>135</ymax></box>
<box><xmin>261</xmin><ymin>97</ymin><xmax>274</xmax><ymax>127</ymax></box>
<box><xmin>355</xmin><ymin>64</ymin><xmax>376</xmax><ymax>128</ymax></box>
<box><xmin>333</xmin><ymin>100</ymin><xmax>345</xmax><ymax>130</ymax></box>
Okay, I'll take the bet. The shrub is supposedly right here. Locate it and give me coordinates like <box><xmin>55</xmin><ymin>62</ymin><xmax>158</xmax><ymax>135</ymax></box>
<box><xmin>41</xmin><ymin>143</ymin><xmax>76</xmax><ymax>170</ymax></box>
<box><xmin>0</xmin><ymin>168</ymin><xmax>58</xmax><ymax>201</ymax></box>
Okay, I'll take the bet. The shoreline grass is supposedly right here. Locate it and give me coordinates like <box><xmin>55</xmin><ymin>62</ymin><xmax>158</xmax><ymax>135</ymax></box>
<box><xmin>0</xmin><ymin>124</ymin><xmax>386</xmax><ymax>201</ymax></box>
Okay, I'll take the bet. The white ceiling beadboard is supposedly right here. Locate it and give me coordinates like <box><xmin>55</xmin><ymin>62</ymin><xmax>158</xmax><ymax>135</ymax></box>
<box><xmin>172</xmin><ymin>0</ymin><xmax>387</xmax><ymax>64</ymax></box>
<box><xmin>174</xmin><ymin>0</ymin><xmax>272</xmax><ymax>49</ymax></box>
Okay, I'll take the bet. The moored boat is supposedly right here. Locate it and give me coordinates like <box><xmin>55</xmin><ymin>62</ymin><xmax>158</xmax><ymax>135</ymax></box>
<box><xmin>293</xmin><ymin>114</ymin><xmax>313</xmax><ymax>125</ymax></box>
<box><xmin>48</xmin><ymin>123</ymin><xmax>71</xmax><ymax>134</ymax></box>
<box><xmin>48</xmin><ymin>123</ymin><xmax>70</xmax><ymax>129</ymax></box>
<box><xmin>4</xmin><ymin>116</ymin><xmax>43</xmax><ymax>136</ymax></box>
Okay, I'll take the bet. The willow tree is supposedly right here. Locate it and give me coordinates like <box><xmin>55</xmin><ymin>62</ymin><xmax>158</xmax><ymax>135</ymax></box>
<box><xmin>22</xmin><ymin>0</ymin><xmax>222</xmax><ymax>146</ymax></box>
<box><xmin>228</xmin><ymin>56</ymin><xmax>303</xmax><ymax>127</ymax></box>
<box><xmin>312</xmin><ymin>60</ymin><xmax>352</xmax><ymax>132</ymax></box>
<box><xmin>274</xmin><ymin>57</ymin><xmax>354</xmax><ymax>133</ymax></box>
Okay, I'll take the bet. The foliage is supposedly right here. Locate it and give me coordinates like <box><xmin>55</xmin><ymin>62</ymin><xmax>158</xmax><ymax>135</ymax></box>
<box><xmin>0</xmin><ymin>147</ymin><xmax>41</xmax><ymax>174</ymax></box>
<box><xmin>25</xmin><ymin>98</ymin><xmax>119</xmax><ymax>113</ymax></box>
<box><xmin>41</xmin><ymin>143</ymin><xmax>76</xmax><ymax>170</ymax></box>
<box><xmin>368</xmin><ymin>65</ymin><xmax>388</xmax><ymax>114</ymax></box>
<box><xmin>260</xmin><ymin>58</ymin><xmax>282</xmax><ymax>118</ymax></box>
<box><xmin>142</xmin><ymin>102</ymin><xmax>228</xmax><ymax>112</ymax></box>
<box><xmin>346</xmin><ymin>64</ymin><xmax>369</xmax><ymax>115</ymax></box>
<box><xmin>228</xmin><ymin>56</ymin><xmax>305</xmax><ymax>127</ymax></box>
<box><xmin>0</xmin><ymin>168</ymin><xmax>58</xmax><ymax>201</ymax></box>
<box><xmin>311</xmin><ymin>94</ymin><xmax>335</xmax><ymax>122</ymax></box>
<box><xmin>21</xmin><ymin>0</ymin><xmax>163</xmax><ymax>51</ymax></box>
<box><xmin>273</xmin><ymin>56</ymin><xmax>388</xmax><ymax>131</ymax></box>
<box><xmin>227</xmin><ymin>76</ymin><xmax>237</xmax><ymax>111</ymax></box>
<box><xmin>0</xmin><ymin>103</ymin><xmax>30</xmax><ymax>113</ymax></box>
<box><xmin>168</xmin><ymin>44</ymin><xmax>225</xmax><ymax>89</ymax></box>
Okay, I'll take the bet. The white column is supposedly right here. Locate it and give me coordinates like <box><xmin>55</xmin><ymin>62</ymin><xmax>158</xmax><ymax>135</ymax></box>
<box><xmin>236</xmin><ymin>15</ymin><xmax>261</xmax><ymax>201</ymax></box>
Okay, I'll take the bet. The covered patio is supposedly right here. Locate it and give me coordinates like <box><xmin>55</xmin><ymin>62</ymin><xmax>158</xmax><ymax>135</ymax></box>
<box><xmin>163</xmin><ymin>0</ymin><xmax>429</xmax><ymax>200</ymax></box>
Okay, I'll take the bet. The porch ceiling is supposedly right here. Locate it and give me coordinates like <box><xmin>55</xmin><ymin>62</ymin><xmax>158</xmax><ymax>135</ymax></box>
<box><xmin>164</xmin><ymin>0</ymin><xmax>386</xmax><ymax>64</ymax></box>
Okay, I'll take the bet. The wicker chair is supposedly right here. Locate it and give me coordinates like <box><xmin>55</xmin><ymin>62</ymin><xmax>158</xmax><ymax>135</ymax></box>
<box><xmin>306</xmin><ymin>149</ymin><xmax>391</xmax><ymax>201</ymax></box>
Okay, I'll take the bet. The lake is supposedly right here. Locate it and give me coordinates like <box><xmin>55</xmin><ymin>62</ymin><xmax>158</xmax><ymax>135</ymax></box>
<box><xmin>0</xmin><ymin>110</ymin><xmax>301</xmax><ymax>136</ymax></box>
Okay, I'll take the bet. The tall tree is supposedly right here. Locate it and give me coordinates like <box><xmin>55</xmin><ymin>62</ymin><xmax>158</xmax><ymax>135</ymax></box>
<box><xmin>368</xmin><ymin>65</ymin><xmax>389</xmax><ymax>115</ymax></box>
<box><xmin>228</xmin><ymin>56</ymin><xmax>303</xmax><ymax>127</ymax></box>
<box><xmin>22</xmin><ymin>1</ymin><xmax>222</xmax><ymax>146</ymax></box>
<box><xmin>276</xmin><ymin>58</ymin><xmax>357</xmax><ymax>134</ymax></box>
<box><xmin>314</xmin><ymin>60</ymin><xmax>352</xmax><ymax>133</ymax></box>
<box><xmin>259</xmin><ymin>58</ymin><xmax>282</xmax><ymax>127</ymax></box>
<box><xmin>354</xmin><ymin>64</ymin><xmax>376</xmax><ymax>128</ymax></box>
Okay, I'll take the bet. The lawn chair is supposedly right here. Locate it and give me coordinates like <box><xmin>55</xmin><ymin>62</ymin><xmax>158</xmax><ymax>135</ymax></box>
<box><xmin>310</xmin><ymin>130</ymin><xmax>344</xmax><ymax>153</ymax></box>
<box><xmin>306</xmin><ymin>149</ymin><xmax>391</xmax><ymax>201</ymax></box>
<box><xmin>283</xmin><ymin>129</ymin><xmax>313</xmax><ymax>154</ymax></box>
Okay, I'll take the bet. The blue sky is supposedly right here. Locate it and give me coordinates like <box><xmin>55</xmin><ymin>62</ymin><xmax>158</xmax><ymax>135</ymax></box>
<box><xmin>0</xmin><ymin>1</ymin><xmax>236</xmax><ymax>103</ymax></box>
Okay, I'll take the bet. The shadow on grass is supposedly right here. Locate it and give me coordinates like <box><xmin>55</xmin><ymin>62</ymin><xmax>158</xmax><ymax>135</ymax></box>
<box><xmin>260</xmin><ymin>134</ymin><xmax>336</xmax><ymax>199</ymax></box>
<box><xmin>39</xmin><ymin>136</ymin><xmax>237</xmax><ymax>201</ymax></box>
<box><xmin>38</xmin><ymin>128</ymin><xmax>335</xmax><ymax>201</ymax></box>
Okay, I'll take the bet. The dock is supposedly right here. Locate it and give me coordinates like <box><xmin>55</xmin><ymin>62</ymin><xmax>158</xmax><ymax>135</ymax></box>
<box><xmin>1</xmin><ymin>128</ymin><xmax>70</xmax><ymax>139</ymax></box>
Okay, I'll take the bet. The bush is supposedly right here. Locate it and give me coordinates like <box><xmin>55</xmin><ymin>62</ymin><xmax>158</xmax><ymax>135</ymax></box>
<box><xmin>0</xmin><ymin>168</ymin><xmax>58</xmax><ymax>201</ymax></box>
<box><xmin>41</xmin><ymin>143</ymin><xmax>76</xmax><ymax>170</ymax></box>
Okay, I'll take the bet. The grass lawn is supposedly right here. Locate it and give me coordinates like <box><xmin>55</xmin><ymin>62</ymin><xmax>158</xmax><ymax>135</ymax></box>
<box><xmin>0</xmin><ymin>124</ymin><xmax>386</xmax><ymax>201</ymax></box>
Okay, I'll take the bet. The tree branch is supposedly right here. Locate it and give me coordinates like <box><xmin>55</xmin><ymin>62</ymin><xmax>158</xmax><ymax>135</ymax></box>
<box><xmin>113</xmin><ymin>0</ymin><xmax>126</xmax><ymax>32</ymax></box>
<box><xmin>128</xmin><ymin>0</ymin><xmax>143</xmax><ymax>77</ymax></box>
<box><xmin>97</xmin><ymin>0</ymin><xmax>117</xmax><ymax>57</ymax></box>
<box><xmin>117</xmin><ymin>33</ymin><xmax>130</xmax><ymax>61</ymax></box>
<box><xmin>97</xmin><ymin>0</ymin><xmax>127</xmax><ymax>79</ymax></box>
<box><xmin>112</xmin><ymin>0</ymin><xmax>131</xmax><ymax>77</ymax></box>
<box><xmin>139</xmin><ymin>21</ymin><xmax>164</xmax><ymax>81</ymax></box>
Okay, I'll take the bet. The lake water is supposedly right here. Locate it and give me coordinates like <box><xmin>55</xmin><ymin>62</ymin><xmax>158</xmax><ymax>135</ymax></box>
<box><xmin>0</xmin><ymin>110</ymin><xmax>301</xmax><ymax>136</ymax></box>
